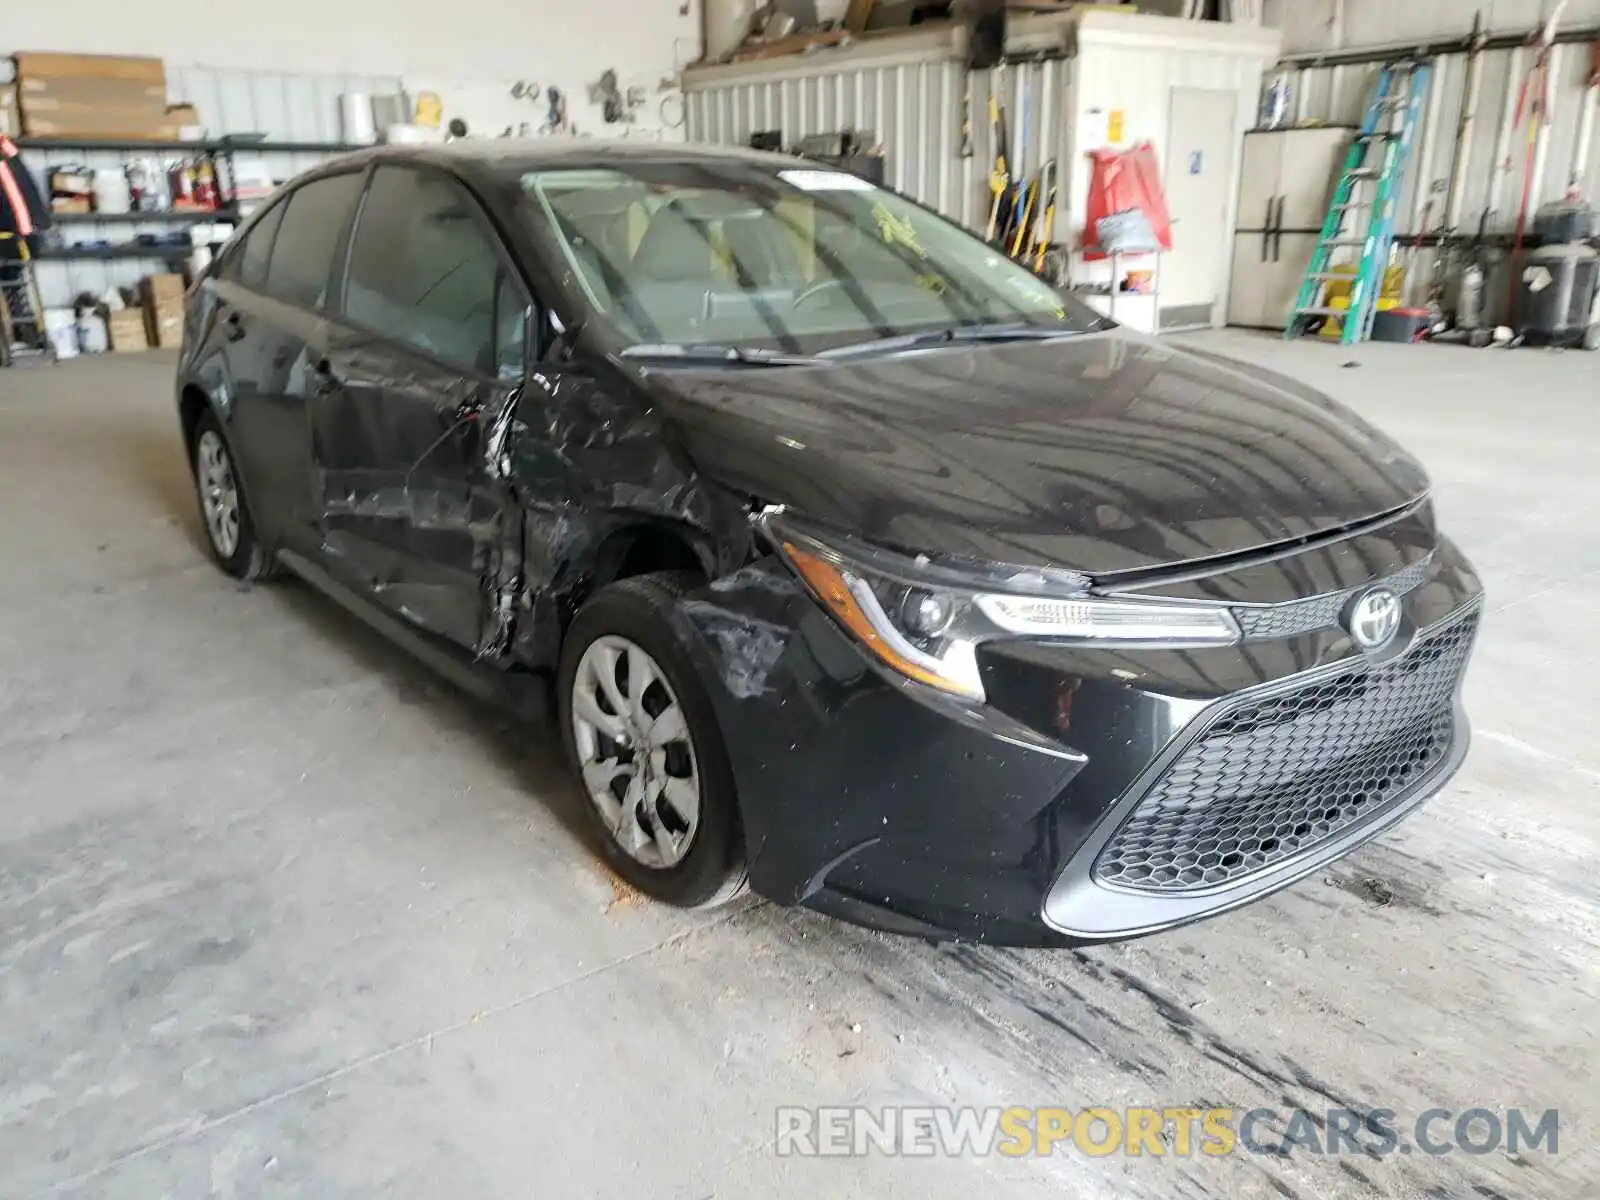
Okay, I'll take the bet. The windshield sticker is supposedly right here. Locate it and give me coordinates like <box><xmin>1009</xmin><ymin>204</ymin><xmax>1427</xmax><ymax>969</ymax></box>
<box><xmin>779</xmin><ymin>169</ymin><xmax>876</xmax><ymax>192</ymax></box>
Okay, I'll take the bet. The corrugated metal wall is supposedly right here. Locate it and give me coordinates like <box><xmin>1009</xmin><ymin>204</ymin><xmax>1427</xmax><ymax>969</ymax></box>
<box><xmin>685</xmin><ymin>52</ymin><xmax>1073</xmax><ymax>242</ymax></box>
<box><xmin>21</xmin><ymin>65</ymin><xmax>400</xmax><ymax>309</ymax></box>
<box><xmin>1289</xmin><ymin>48</ymin><xmax>1600</xmax><ymax>238</ymax></box>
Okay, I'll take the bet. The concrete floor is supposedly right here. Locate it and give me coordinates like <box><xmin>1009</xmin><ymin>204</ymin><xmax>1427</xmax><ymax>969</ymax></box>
<box><xmin>0</xmin><ymin>336</ymin><xmax>1595</xmax><ymax>1200</ymax></box>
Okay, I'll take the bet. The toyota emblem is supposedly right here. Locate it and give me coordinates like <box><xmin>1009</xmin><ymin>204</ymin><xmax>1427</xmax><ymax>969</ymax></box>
<box><xmin>1346</xmin><ymin>588</ymin><xmax>1402</xmax><ymax>651</ymax></box>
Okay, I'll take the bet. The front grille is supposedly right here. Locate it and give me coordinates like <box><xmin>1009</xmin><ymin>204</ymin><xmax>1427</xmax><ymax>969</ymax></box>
<box><xmin>1233</xmin><ymin>554</ymin><xmax>1434</xmax><ymax>641</ymax></box>
<box><xmin>1093</xmin><ymin>610</ymin><xmax>1478</xmax><ymax>894</ymax></box>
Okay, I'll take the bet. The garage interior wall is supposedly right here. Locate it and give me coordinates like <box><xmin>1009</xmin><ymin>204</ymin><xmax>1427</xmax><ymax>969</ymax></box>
<box><xmin>1267</xmin><ymin>0</ymin><xmax>1600</xmax><ymax>54</ymax></box>
<box><xmin>1263</xmin><ymin>0</ymin><xmax>1600</xmax><ymax>260</ymax></box>
<box><xmin>684</xmin><ymin>9</ymin><xmax>1278</xmax><ymax>332</ymax></box>
<box><xmin>6</xmin><ymin>0</ymin><xmax>702</xmax><ymax>308</ymax></box>
<box><xmin>2</xmin><ymin>0</ymin><xmax>702</xmax><ymax>92</ymax></box>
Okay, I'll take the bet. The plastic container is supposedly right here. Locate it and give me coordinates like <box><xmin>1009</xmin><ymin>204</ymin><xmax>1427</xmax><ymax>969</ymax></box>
<box><xmin>340</xmin><ymin>92</ymin><xmax>377</xmax><ymax>144</ymax></box>
<box><xmin>1519</xmin><ymin>243</ymin><xmax>1600</xmax><ymax>346</ymax></box>
<box><xmin>44</xmin><ymin>309</ymin><xmax>79</xmax><ymax>359</ymax></box>
<box><xmin>92</xmin><ymin>169</ymin><xmax>131</xmax><ymax>215</ymax></box>
<box><xmin>75</xmin><ymin>312</ymin><xmax>108</xmax><ymax>353</ymax></box>
<box><xmin>1257</xmin><ymin>73</ymin><xmax>1292</xmax><ymax>130</ymax></box>
<box><xmin>1371</xmin><ymin>307</ymin><xmax>1430</xmax><ymax>343</ymax></box>
<box><xmin>1532</xmin><ymin>200</ymin><xmax>1595</xmax><ymax>245</ymax></box>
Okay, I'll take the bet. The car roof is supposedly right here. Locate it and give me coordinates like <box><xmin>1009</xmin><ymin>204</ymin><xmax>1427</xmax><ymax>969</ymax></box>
<box><xmin>311</xmin><ymin>138</ymin><xmax>800</xmax><ymax>181</ymax></box>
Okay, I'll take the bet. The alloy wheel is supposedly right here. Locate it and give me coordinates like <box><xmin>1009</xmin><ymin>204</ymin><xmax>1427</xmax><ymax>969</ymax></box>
<box><xmin>570</xmin><ymin>634</ymin><xmax>702</xmax><ymax>869</ymax></box>
<box><xmin>196</xmin><ymin>429</ymin><xmax>241</xmax><ymax>560</ymax></box>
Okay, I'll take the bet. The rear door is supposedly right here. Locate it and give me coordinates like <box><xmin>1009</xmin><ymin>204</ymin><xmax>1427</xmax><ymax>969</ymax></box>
<box><xmin>253</xmin><ymin>171</ymin><xmax>366</xmax><ymax>543</ymax></box>
<box><xmin>205</xmin><ymin>197</ymin><xmax>287</xmax><ymax>527</ymax></box>
<box><xmin>209</xmin><ymin>171</ymin><xmax>365</xmax><ymax>550</ymax></box>
<box><xmin>314</xmin><ymin>163</ymin><xmax>531</xmax><ymax>652</ymax></box>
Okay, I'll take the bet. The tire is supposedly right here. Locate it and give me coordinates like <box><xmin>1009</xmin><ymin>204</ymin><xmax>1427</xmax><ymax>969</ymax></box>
<box><xmin>190</xmin><ymin>408</ymin><xmax>279</xmax><ymax>582</ymax></box>
<box><xmin>558</xmin><ymin>571</ymin><xmax>748</xmax><ymax>908</ymax></box>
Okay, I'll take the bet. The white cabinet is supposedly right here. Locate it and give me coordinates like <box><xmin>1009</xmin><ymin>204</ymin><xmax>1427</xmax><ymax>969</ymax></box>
<box><xmin>1274</xmin><ymin>128</ymin><xmax>1355</xmax><ymax>229</ymax></box>
<box><xmin>1230</xmin><ymin>232</ymin><xmax>1328</xmax><ymax>332</ymax></box>
<box><xmin>1227</xmin><ymin>127</ymin><xmax>1353</xmax><ymax>329</ymax></box>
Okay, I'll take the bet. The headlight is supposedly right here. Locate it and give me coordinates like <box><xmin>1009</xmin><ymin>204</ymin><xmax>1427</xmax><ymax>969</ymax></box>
<box><xmin>974</xmin><ymin>594</ymin><xmax>1241</xmax><ymax>641</ymax></box>
<box><xmin>769</xmin><ymin>518</ymin><xmax>1238</xmax><ymax>703</ymax></box>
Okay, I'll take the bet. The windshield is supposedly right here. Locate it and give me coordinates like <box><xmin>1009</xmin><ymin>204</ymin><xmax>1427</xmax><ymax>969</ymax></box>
<box><xmin>516</xmin><ymin>161</ymin><xmax>1102</xmax><ymax>357</ymax></box>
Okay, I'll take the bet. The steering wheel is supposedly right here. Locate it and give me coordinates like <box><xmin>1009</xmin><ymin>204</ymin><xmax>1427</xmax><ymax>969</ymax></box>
<box><xmin>790</xmin><ymin>278</ymin><xmax>852</xmax><ymax>311</ymax></box>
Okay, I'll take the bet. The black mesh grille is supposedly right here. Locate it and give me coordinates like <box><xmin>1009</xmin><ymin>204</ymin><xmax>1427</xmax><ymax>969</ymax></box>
<box><xmin>1233</xmin><ymin>555</ymin><xmax>1434</xmax><ymax>641</ymax></box>
<box><xmin>1093</xmin><ymin>610</ymin><xmax>1478</xmax><ymax>894</ymax></box>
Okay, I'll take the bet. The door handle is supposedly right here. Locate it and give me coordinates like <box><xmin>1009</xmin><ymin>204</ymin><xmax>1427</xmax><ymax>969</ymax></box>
<box><xmin>224</xmin><ymin>311</ymin><xmax>247</xmax><ymax>343</ymax></box>
<box><xmin>1272</xmin><ymin>196</ymin><xmax>1286</xmax><ymax>261</ymax></box>
<box><xmin>1262</xmin><ymin>195</ymin><xmax>1273</xmax><ymax>262</ymax></box>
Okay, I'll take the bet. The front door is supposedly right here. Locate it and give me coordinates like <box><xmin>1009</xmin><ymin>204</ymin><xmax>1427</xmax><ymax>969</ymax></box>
<box><xmin>310</xmin><ymin>163</ymin><xmax>531</xmax><ymax>654</ymax></box>
<box><xmin>1163</xmin><ymin>87</ymin><xmax>1239</xmax><ymax>330</ymax></box>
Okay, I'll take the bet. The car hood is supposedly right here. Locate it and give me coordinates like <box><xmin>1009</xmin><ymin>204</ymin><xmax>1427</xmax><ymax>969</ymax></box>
<box><xmin>647</xmin><ymin>331</ymin><xmax>1430</xmax><ymax>577</ymax></box>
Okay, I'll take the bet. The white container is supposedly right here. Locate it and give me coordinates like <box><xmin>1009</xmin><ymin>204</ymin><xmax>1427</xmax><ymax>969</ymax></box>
<box><xmin>75</xmin><ymin>313</ymin><xmax>108</xmax><ymax>354</ymax></box>
<box><xmin>384</xmin><ymin>123</ymin><xmax>443</xmax><ymax>145</ymax></box>
<box><xmin>92</xmin><ymin>169</ymin><xmax>132</xmax><ymax>215</ymax></box>
<box><xmin>341</xmin><ymin>92</ymin><xmax>377</xmax><ymax>144</ymax></box>
<box><xmin>44</xmin><ymin>309</ymin><xmax>79</xmax><ymax>359</ymax></box>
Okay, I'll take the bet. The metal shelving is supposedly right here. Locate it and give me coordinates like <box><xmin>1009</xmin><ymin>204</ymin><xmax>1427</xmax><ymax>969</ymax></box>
<box><xmin>15</xmin><ymin>137</ymin><xmax>366</xmax><ymax>154</ymax></box>
<box><xmin>50</xmin><ymin>207</ymin><xmax>240</xmax><ymax>225</ymax></box>
<box><xmin>30</xmin><ymin>243</ymin><xmax>211</xmax><ymax>262</ymax></box>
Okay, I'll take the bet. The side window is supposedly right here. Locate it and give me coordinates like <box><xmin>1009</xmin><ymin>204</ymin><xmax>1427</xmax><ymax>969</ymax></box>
<box><xmin>493</xmin><ymin>269</ymin><xmax>529</xmax><ymax>381</ymax></box>
<box><xmin>235</xmin><ymin>199</ymin><xmax>285</xmax><ymax>290</ymax></box>
<box><xmin>266</xmin><ymin>172</ymin><xmax>363</xmax><ymax>309</ymax></box>
<box><xmin>344</xmin><ymin>165</ymin><xmax>526</xmax><ymax>375</ymax></box>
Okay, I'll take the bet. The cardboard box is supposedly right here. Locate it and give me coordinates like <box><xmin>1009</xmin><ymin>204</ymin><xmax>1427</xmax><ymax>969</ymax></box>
<box><xmin>106</xmin><ymin>308</ymin><xmax>148</xmax><ymax>352</ymax></box>
<box><xmin>144</xmin><ymin>307</ymin><xmax>184</xmax><ymax>349</ymax></box>
<box><xmin>140</xmin><ymin>273</ymin><xmax>186</xmax><ymax>349</ymax></box>
<box><xmin>156</xmin><ymin>103</ymin><xmax>203</xmax><ymax>141</ymax></box>
<box><xmin>0</xmin><ymin>83</ymin><xmax>20</xmax><ymax>138</ymax></box>
<box><xmin>14</xmin><ymin>53</ymin><xmax>165</xmax><ymax>84</ymax></box>
<box><xmin>14</xmin><ymin>52</ymin><xmax>169</xmax><ymax>140</ymax></box>
<box><xmin>142</xmin><ymin>273</ymin><xmax>186</xmax><ymax>307</ymax></box>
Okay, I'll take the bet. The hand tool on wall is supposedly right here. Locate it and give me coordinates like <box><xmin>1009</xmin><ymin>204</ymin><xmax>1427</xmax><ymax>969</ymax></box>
<box><xmin>984</xmin><ymin>76</ymin><xmax>1012</xmax><ymax>243</ymax></box>
<box><xmin>1505</xmin><ymin>0</ymin><xmax>1568</xmax><ymax>321</ymax></box>
<box><xmin>1032</xmin><ymin>159</ymin><xmax>1058</xmax><ymax>271</ymax></box>
<box><xmin>1009</xmin><ymin>168</ymin><xmax>1038</xmax><ymax>259</ymax></box>
<box><xmin>1566</xmin><ymin>40</ymin><xmax>1600</xmax><ymax>200</ymax></box>
<box><xmin>1002</xmin><ymin>71</ymin><xmax>1035</xmax><ymax>255</ymax></box>
<box><xmin>959</xmin><ymin>80</ymin><xmax>973</xmax><ymax>158</ymax></box>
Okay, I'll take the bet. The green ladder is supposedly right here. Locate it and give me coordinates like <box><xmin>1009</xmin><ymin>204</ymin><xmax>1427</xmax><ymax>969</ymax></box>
<box><xmin>1285</xmin><ymin>61</ymin><xmax>1432</xmax><ymax>345</ymax></box>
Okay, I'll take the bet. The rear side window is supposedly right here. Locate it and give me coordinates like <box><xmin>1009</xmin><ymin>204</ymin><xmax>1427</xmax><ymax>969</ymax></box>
<box><xmin>235</xmin><ymin>200</ymin><xmax>285</xmax><ymax>290</ymax></box>
<box><xmin>343</xmin><ymin>165</ymin><xmax>524</xmax><ymax>374</ymax></box>
<box><xmin>266</xmin><ymin>172</ymin><xmax>363</xmax><ymax>309</ymax></box>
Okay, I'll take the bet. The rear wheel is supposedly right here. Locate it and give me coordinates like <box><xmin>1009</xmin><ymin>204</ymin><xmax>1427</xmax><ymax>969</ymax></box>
<box><xmin>558</xmin><ymin>572</ymin><xmax>747</xmax><ymax>908</ymax></box>
<box><xmin>190</xmin><ymin>409</ymin><xmax>278</xmax><ymax>581</ymax></box>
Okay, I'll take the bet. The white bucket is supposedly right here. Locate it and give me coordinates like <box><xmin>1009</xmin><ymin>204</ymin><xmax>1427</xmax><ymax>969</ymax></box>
<box><xmin>92</xmin><ymin>169</ymin><xmax>131</xmax><ymax>215</ymax></box>
<box><xmin>340</xmin><ymin>93</ymin><xmax>377</xmax><ymax>144</ymax></box>
<box><xmin>75</xmin><ymin>313</ymin><xmax>108</xmax><ymax>354</ymax></box>
<box><xmin>45</xmin><ymin>309</ymin><xmax>79</xmax><ymax>359</ymax></box>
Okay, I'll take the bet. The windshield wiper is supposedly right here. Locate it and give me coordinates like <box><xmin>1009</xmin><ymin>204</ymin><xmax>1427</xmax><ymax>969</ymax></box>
<box><xmin>818</xmin><ymin>322</ymin><xmax>1088</xmax><ymax>360</ymax></box>
<box><xmin>620</xmin><ymin>343</ymin><xmax>820</xmax><ymax>367</ymax></box>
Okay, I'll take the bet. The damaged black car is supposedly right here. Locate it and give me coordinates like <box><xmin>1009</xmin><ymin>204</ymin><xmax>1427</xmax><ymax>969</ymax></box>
<box><xmin>176</xmin><ymin>142</ymin><xmax>1482</xmax><ymax>946</ymax></box>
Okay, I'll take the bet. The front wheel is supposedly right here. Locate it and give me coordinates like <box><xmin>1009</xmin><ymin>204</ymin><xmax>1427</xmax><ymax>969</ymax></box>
<box><xmin>558</xmin><ymin>572</ymin><xmax>747</xmax><ymax>908</ymax></box>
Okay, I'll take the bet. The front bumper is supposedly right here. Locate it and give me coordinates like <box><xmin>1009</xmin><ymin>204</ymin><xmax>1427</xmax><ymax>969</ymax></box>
<box><xmin>670</xmin><ymin>515</ymin><xmax>1482</xmax><ymax>946</ymax></box>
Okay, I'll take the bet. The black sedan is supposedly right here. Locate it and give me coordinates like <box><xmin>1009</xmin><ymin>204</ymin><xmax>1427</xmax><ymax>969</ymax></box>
<box><xmin>176</xmin><ymin>141</ymin><xmax>1482</xmax><ymax>946</ymax></box>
